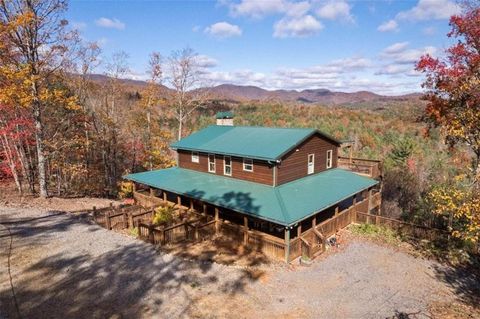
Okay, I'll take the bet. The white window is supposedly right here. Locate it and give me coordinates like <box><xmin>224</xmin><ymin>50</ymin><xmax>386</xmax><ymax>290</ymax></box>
<box><xmin>243</xmin><ymin>158</ymin><xmax>253</xmax><ymax>172</ymax></box>
<box><xmin>307</xmin><ymin>154</ymin><xmax>314</xmax><ymax>174</ymax></box>
<box><xmin>326</xmin><ymin>150</ymin><xmax>333</xmax><ymax>169</ymax></box>
<box><xmin>224</xmin><ymin>156</ymin><xmax>232</xmax><ymax>176</ymax></box>
<box><xmin>191</xmin><ymin>152</ymin><xmax>199</xmax><ymax>163</ymax></box>
<box><xmin>208</xmin><ymin>154</ymin><xmax>216</xmax><ymax>173</ymax></box>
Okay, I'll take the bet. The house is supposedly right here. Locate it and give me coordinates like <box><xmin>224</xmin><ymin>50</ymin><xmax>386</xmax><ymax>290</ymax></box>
<box><xmin>124</xmin><ymin>113</ymin><xmax>382</xmax><ymax>262</ymax></box>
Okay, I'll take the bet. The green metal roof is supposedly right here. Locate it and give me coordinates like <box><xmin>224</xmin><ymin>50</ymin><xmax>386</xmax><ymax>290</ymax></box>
<box><xmin>171</xmin><ymin>125</ymin><xmax>340</xmax><ymax>161</ymax></box>
<box><xmin>124</xmin><ymin>167</ymin><xmax>377</xmax><ymax>226</ymax></box>
<box><xmin>216</xmin><ymin>111</ymin><xmax>234</xmax><ymax>119</ymax></box>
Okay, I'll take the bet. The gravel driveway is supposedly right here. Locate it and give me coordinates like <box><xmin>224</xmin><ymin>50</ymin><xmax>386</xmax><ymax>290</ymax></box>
<box><xmin>0</xmin><ymin>205</ymin><xmax>475</xmax><ymax>319</ymax></box>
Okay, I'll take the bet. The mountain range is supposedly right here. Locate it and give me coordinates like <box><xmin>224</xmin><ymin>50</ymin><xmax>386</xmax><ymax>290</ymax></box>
<box><xmin>87</xmin><ymin>74</ymin><xmax>422</xmax><ymax>107</ymax></box>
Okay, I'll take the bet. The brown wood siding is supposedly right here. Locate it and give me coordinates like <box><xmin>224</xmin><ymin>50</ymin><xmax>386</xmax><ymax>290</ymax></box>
<box><xmin>177</xmin><ymin>150</ymin><xmax>274</xmax><ymax>185</ymax></box>
<box><xmin>276</xmin><ymin>134</ymin><xmax>338</xmax><ymax>185</ymax></box>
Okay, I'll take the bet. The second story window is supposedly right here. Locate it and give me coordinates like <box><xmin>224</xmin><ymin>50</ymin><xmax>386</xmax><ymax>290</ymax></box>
<box><xmin>191</xmin><ymin>151</ymin><xmax>199</xmax><ymax>163</ymax></box>
<box><xmin>307</xmin><ymin>154</ymin><xmax>315</xmax><ymax>174</ymax></box>
<box><xmin>208</xmin><ymin>154</ymin><xmax>215</xmax><ymax>173</ymax></box>
<box><xmin>243</xmin><ymin>158</ymin><xmax>253</xmax><ymax>172</ymax></box>
<box><xmin>326</xmin><ymin>150</ymin><xmax>333</xmax><ymax>169</ymax></box>
<box><xmin>224</xmin><ymin>156</ymin><xmax>232</xmax><ymax>176</ymax></box>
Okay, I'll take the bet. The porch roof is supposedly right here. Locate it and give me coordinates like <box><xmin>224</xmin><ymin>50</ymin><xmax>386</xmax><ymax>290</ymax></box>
<box><xmin>124</xmin><ymin>168</ymin><xmax>378</xmax><ymax>227</ymax></box>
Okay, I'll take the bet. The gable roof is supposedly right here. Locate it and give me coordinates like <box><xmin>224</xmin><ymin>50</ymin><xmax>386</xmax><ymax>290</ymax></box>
<box><xmin>124</xmin><ymin>167</ymin><xmax>377</xmax><ymax>226</ymax></box>
<box><xmin>171</xmin><ymin>125</ymin><xmax>340</xmax><ymax>161</ymax></box>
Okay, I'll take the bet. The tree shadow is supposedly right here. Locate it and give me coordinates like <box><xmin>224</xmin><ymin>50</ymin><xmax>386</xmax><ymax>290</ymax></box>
<box><xmin>0</xmin><ymin>209</ymin><xmax>262</xmax><ymax>319</ymax></box>
<box><xmin>432</xmin><ymin>258</ymin><xmax>480</xmax><ymax>308</ymax></box>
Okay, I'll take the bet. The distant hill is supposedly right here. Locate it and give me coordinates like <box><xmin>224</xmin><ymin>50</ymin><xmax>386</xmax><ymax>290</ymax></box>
<box><xmin>84</xmin><ymin>74</ymin><xmax>423</xmax><ymax>107</ymax></box>
<box><xmin>208</xmin><ymin>84</ymin><xmax>422</xmax><ymax>106</ymax></box>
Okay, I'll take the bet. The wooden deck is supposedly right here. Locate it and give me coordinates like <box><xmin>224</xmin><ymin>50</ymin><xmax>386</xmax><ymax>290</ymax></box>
<box><xmin>338</xmin><ymin>156</ymin><xmax>382</xmax><ymax>179</ymax></box>
<box><xmin>126</xmin><ymin>188</ymin><xmax>382</xmax><ymax>262</ymax></box>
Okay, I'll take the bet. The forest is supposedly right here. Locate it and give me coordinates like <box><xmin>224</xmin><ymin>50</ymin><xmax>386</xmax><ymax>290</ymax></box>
<box><xmin>0</xmin><ymin>0</ymin><xmax>479</xmax><ymax>248</ymax></box>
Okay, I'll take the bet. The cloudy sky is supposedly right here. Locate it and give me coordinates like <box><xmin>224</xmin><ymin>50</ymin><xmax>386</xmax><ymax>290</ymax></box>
<box><xmin>68</xmin><ymin>0</ymin><xmax>461</xmax><ymax>95</ymax></box>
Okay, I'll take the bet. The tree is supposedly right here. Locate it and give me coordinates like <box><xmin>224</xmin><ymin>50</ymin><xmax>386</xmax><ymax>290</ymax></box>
<box><xmin>416</xmin><ymin>8</ymin><xmax>480</xmax><ymax>183</ymax></box>
<box><xmin>167</xmin><ymin>48</ymin><xmax>209</xmax><ymax>141</ymax></box>
<box><xmin>0</xmin><ymin>0</ymin><xmax>76</xmax><ymax>197</ymax></box>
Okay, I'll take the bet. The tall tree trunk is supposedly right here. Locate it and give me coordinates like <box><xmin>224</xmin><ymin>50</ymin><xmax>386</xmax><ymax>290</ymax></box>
<box><xmin>147</xmin><ymin>107</ymin><xmax>152</xmax><ymax>170</ymax></box>
<box><xmin>1</xmin><ymin>133</ymin><xmax>22</xmax><ymax>194</ymax></box>
<box><xmin>32</xmin><ymin>81</ymin><xmax>48</xmax><ymax>198</ymax></box>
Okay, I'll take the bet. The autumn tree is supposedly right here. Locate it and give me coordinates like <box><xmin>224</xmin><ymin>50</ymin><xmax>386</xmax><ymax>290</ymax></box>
<box><xmin>0</xmin><ymin>0</ymin><xmax>76</xmax><ymax>197</ymax></box>
<box><xmin>416</xmin><ymin>7</ymin><xmax>480</xmax><ymax>182</ymax></box>
<box><xmin>167</xmin><ymin>48</ymin><xmax>209</xmax><ymax>140</ymax></box>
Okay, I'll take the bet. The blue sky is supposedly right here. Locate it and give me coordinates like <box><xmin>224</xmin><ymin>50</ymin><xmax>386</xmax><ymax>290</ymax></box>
<box><xmin>67</xmin><ymin>0</ymin><xmax>461</xmax><ymax>95</ymax></box>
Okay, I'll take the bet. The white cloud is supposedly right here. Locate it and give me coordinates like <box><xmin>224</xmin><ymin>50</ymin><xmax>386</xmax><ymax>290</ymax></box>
<box><xmin>230</xmin><ymin>0</ymin><xmax>286</xmax><ymax>18</ymax></box>
<box><xmin>383</xmin><ymin>42</ymin><xmax>409</xmax><ymax>54</ymax></box>
<box><xmin>204</xmin><ymin>22</ymin><xmax>242</xmax><ymax>38</ymax></box>
<box><xmin>195</xmin><ymin>55</ymin><xmax>218</xmax><ymax>68</ymax></box>
<box><xmin>375</xmin><ymin>64</ymin><xmax>412</xmax><ymax>75</ymax></box>
<box><xmin>396</xmin><ymin>0</ymin><xmax>461</xmax><ymax>21</ymax></box>
<box><xmin>273</xmin><ymin>15</ymin><xmax>323</xmax><ymax>38</ymax></box>
<box><xmin>316</xmin><ymin>0</ymin><xmax>354</xmax><ymax>22</ymax></box>
<box><xmin>95</xmin><ymin>17</ymin><xmax>125</xmax><ymax>30</ymax></box>
<box><xmin>381</xmin><ymin>43</ymin><xmax>436</xmax><ymax>64</ymax></box>
<box><xmin>377</xmin><ymin>19</ymin><xmax>398</xmax><ymax>32</ymax></box>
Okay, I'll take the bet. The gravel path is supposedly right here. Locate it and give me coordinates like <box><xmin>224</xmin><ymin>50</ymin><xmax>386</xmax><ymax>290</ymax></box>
<box><xmin>0</xmin><ymin>205</ymin><xmax>472</xmax><ymax>319</ymax></box>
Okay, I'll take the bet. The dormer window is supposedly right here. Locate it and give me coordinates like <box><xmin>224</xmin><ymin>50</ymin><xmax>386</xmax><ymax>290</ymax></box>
<box><xmin>191</xmin><ymin>152</ymin><xmax>199</xmax><ymax>163</ymax></box>
<box><xmin>326</xmin><ymin>150</ymin><xmax>333</xmax><ymax>169</ymax></box>
<box><xmin>243</xmin><ymin>158</ymin><xmax>253</xmax><ymax>172</ymax></box>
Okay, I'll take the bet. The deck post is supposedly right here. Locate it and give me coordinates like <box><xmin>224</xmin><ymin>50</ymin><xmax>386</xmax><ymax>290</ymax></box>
<box><xmin>297</xmin><ymin>224</ymin><xmax>302</xmax><ymax>237</ymax></box>
<box><xmin>148</xmin><ymin>224</ymin><xmax>154</xmax><ymax>244</ymax></box>
<box><xmin>163</xmin><ymin>191</ymin><xmax>167</xmax><ymax>202</ymax></box>
<box><xmin>105</xmin><ymin>211</ymin><xmax>111</xmax><ymax>230</ymax></box>
<box><xmin>367</xmin><ymin>189</ymin><xmax>373</xmax><ymax>214</ymax></box>
<box><xmin>284</xmin><ymin>227</ymin><xmax>291</xmax><ymax>263</ymax></box>
<box><xmin>177</xmin><ymin>195</ymin><xmax>181</xmax><ymax>207</ymax></box>
<box><xmin>132</xmin><ymin>183</ymin><xmax>136</xmax><ymax>204</ymax></box>
<box><xmin>150</xmin><ymin>187</ymin><xmax>154</xmax><ymax>197</ymax></box>
<box><xmin>312</xmin><ymin>216</ymin><xmax>316</xmax><ymax>229</ymax></box>
<box><xmin>214</xmin><ymin>207</ymin><xmax>219</xmax><ymax>234</ymax></box>
<box><xmin>190</xmin><ymin>198</ymin><xmax>193</xmax><ymax>211</ymax></box>
<box><xmin>128</xmin><ymin>212</ymin><xmax>134</xmax><ymax>229</ymax></box>
<box><xmin>335</xmin><ymin>207</ymin><xmax>339</xmax><ymax>216</ymax></box>
<box><xmin>92</xmin><ymin>206</ymin><xmax>97</xmax><ymax>222</ymax></box>
<box><xmin>243</xmin><ymin>216</ymin><xmax>248</xmax><ymax>245</ymax></box>
<box><xmin>122</xmin><ymin>209</ymin><xmax>128</xmax><ymax>229</ymax></box>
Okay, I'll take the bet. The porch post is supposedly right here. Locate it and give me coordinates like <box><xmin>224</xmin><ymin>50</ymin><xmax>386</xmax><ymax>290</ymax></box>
<box><xmin>243</xmin><ymin>216</ymin><xmax>248</xmax><ymax>245</ymax></box>
<box><xmin>284</xmin><ymin>227</ymin><xmax>291</xmax><ymax>263</ymax></box>
<box><xmin>189</xmin><ymin>198</ymin><xmax>193</xmax><ymax>210</ymax></box>
<box><xmin>335</xmin><ymin>207</ymin><xmax>339</xmax><ymax>216</ymax></box>
<box><xmin>312</xmin><ymin>215</ymin><xmax>317</xmax><ymax>228</ymax></box>
<box><xmin>297</xmin><ymin>224</ymin><xmax>302</xmax><ymax>237</ymax></box>
<box><xmin>177</xmin><ymin>195</ymin><xmax>181</xmax><ymax>207</ymax></box>
<box><xmin>367</xmin><ymin>189</ymin><xmax>373</xmax><ymax>214</ymax></box>
<box><xmin>163</xmin><ymin>191</ymin><xmax>167</xmax><ymax>202</ymax></box>
<box><xmin>214</xmin><ymin>207</ymin><xmax>219</xmax><ymax>234</ymax></box>
<box><xmin>149</xmin><ymin>187</ymin><xmax>154</xmax><ymax>197</ymax></box>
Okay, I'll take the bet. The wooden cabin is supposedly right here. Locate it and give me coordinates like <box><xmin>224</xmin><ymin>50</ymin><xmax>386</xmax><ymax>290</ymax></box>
<box><xmin>124</xmin><ymin>113</ymin><xmax>382</xmax><ymax>262</ymax></box>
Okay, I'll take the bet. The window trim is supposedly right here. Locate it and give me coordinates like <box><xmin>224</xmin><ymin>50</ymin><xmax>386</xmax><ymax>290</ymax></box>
<box><xmin>191</xmin><ymin>151</ymin><xmax>199</xmax><ymax>163</ymax></box>
<box><xmin>223</xmin><ymin>156</ymin><xmax>232</xmax><ymax>176</ymax></box>
<box><xmin>243</xmin><ymin>158</ymin><xmax>254</xmax><ymax>172</ymax></box>
<box><xmin>307</xmin><ymin>153</ymin><xmax>315</xmax><ymax>175</ymax></box>
<box><xmin>208</xmin><ymin>154</ymin><xmax>216</xmax><ymax>173</ymax></box>
<box><xmin>326</xmin><ymin>150</ymin><xmax>333</xmax><ymax>169</ymax></box>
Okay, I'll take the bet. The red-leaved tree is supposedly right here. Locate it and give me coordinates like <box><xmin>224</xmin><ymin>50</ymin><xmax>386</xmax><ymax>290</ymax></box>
<box><xmin>416</xmin><ymin>8</ymin><xmax>480</xmax><ymax>182</ymax></box>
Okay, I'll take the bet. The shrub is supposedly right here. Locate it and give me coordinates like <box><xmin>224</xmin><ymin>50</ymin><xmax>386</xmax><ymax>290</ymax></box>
<box><xmin>152</xmin><ymin>205</ymin><xmax>175</xmax><ymax>225</ymax></box>
<box><xmin>118</xmin><ymin>181</ymin><xmax>134</xmax><ymax>199</ymax></box>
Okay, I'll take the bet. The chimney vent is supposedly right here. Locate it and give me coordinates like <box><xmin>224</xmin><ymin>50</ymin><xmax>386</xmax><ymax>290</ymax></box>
<box><xmin>216</xmin><ymin>111</ymin><xmax>234</xmax><ymax>126</ymax></box>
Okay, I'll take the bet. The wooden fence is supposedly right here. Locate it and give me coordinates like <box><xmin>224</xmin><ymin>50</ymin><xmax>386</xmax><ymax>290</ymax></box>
<box><xmin>92</xmin><ymin>204</ymin><xmax>154</xmax><ymax>230</ymax></box>
<box><xmin>338</xmin><ymin>156</ymin><xmax>382</xmax><ymax>179</ymax></box>
<box><xmin>356</xmin><ymin>212</ymin><xmax>448</xmax><ymax>241</ymax></box>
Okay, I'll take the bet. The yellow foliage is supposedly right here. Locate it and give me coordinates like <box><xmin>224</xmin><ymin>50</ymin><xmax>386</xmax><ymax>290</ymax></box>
<box><xmin>118</xmin><ymin>181</ymin><xmax>134</xmax><ymax>199</ymax></box>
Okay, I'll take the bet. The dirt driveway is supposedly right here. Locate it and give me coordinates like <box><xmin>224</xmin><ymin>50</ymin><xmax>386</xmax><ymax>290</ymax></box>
<box><xmin>0</xmin><ymin>205</ymin><xmax>477</xmax><ymax>319</ymax></box>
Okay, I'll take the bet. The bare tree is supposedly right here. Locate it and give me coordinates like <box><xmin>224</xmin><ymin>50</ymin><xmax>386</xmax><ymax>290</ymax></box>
<box><xmin>0</xmin><ymin>0</ymin><xmax>75</xmax><ymax>197</ymax></box>
<box><xmin>167</xmin><ymin>48</ymin><xmax>209</xmax><ymax>141</ymax></box>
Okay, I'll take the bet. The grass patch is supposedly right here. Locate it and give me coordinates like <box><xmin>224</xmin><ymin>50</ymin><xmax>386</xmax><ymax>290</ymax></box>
<box><xmin>349</xmin><ymin>223</ymin><xmax>400</xmax><ymax>245</ymax></box>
